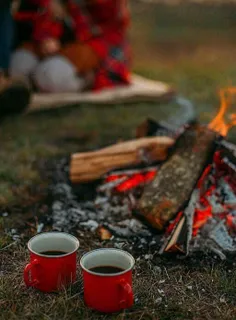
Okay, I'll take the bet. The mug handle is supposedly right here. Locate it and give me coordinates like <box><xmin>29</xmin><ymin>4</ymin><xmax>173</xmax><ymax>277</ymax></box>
<box><xmin>118</xmin><ymin>279</ymin><xmax>134</xmax><ymax>309</ymax></box>
<box><xmin>24</xmin><ymin>259</ymin><xmax>40</xmax><ymax>287</ymax></box>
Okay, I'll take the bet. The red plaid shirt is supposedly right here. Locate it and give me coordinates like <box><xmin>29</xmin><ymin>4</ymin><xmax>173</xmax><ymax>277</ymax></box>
<box><xmin>32</xmin><ymin>0</ymin><xmax>131</xmax><ymax>90</ymax></box>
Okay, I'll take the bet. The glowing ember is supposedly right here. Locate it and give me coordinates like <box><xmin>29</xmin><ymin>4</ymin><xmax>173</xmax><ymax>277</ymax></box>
<box><xmin>226</xmin><ymin>215</ymin><xmax>236</xmax><ymax>231</ymax></box>
<box><xmin>161</xmin><ymin>148</ymin><xmax>236</xmax><ymax>256</ymax></box>
<box><xmin>209</xmin><ymin>88</ymin><xmax>236</xmax><ymax>136</ymax></box>
<box><xmin>102</xmin><ymin>135</ymin><xmax>236</xmax><ymax>256</ymax></box>
<box><xmin>192</xmin><ymin>208</ymin><xmax>212</xmax><ymax>236</ymax></box>
<box><xmin>104</xmin><ymin>168</ymin><xmax>157</xmax><ymax>193</ymax></box>
<box><xmin>195</xmin><ymin>151</ymin><xmax>236</xmax><ymax>235</ymax></box>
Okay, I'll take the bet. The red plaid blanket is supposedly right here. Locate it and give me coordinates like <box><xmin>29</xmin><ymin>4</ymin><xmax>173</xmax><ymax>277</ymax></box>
<box><xmin>31</xmin><ymin>0</ymin><xmax>131</xmax><ymax>90</ymax></box>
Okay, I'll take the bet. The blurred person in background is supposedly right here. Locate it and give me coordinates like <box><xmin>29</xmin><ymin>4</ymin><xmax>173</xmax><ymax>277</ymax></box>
<box><xmin>0</xmin><ymin>0</ymin><xmax>31</xmax><ymax>114</ymax></box>
<box><xmin>11</xmin><ymin>0</ymin><xmax>131</xmax><ymax>93</ymax></box>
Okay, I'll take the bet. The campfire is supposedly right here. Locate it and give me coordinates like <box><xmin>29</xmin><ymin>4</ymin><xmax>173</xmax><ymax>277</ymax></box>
<box><xmin>52</xmin><ymin>89</ymin><xmax>236</xmax><ymax>260</ymax></box>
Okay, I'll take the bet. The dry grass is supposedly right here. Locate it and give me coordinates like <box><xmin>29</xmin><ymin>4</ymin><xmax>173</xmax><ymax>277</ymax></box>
<box><xmin>1</xmin><ymin>244</ymin><xmax>236</xmax><ymax>320</ymax></box>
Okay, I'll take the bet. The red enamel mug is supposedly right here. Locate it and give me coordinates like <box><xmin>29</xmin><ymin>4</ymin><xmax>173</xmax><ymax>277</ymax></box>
<box><xmin>24</xmin><ymin>232</ymin><xmax>80</xmax><ymax>292</ymax></box>
<box><xmin>80</xmin><ymin>248</ymin><xmax>135</xmax><ymax>313</ymax></box>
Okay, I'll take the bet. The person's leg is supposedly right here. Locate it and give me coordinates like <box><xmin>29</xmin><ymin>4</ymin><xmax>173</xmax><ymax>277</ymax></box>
<box><xmin>9</xmin><ymin>48</ymin><xmax>39</xmax><ymax>79</ymax></box>
<box><xmin>0</xmin><ymin>5</ymin><xmax>31</xmax><ymax>116</ymax></box>
<box><xmin>0</xmin><ymin>4</ymin><xmax>13</xmax><ymax>72</ymax></box>
<box><xmin>0</xmin><ymin>77</ymin><xmax>31</xmax><ymax>117</ymax></box>
<box><xmin>34</xmin><ymin>56</ymin><xmax>87</xmax><ymax>93</ymax></box>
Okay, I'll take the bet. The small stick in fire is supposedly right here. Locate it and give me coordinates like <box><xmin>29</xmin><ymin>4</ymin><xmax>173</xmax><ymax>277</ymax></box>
<box><xmin>106</xmin><ymin>166</ymin><xmax>158</xmax><ymax>176</ymax></box>
<box><xmin>160</xmin><ymin>189</ymin><xmax>200</xmax><ymax>255</ymax></box>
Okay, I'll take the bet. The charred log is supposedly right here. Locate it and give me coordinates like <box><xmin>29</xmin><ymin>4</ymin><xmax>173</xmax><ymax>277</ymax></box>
<box><xmin>219</xmin><ymin>140</ymin><xmax>236</xmax><ymax>167</ymax></box>
<box><xmin>136</xmin><ymin>118</ymin><xmax>175</xmax><ymax>138</ymax></box>
<box><xmin>137</xmin><ymin>125</ymin><xmax>217</xmax><ymax>230</ymax></box>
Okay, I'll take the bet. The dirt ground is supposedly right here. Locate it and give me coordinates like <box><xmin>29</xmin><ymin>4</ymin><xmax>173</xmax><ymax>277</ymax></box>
<box><xmin>1</xmin><ymin>2</ymin><xmax>236</xmax><ymax>319</ymax></box>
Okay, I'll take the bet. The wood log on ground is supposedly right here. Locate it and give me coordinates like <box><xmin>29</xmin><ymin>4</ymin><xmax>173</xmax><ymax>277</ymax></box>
<box><xmin>137</xmin><ymin>125</ymin><xmax>217</xmax><ymax>231</ymax></box>
<box><xmin>70</xmin><ymin>137</ymin><xmax>174</xmax><ymax>183</ymax></box>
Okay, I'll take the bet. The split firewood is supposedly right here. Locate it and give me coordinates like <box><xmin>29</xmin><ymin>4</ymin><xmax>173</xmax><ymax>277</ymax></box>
<box><xmin>159</xmin><ymin>189</ymin><xmax>200</xmax><ymax>255</ymax></box>
<box><xmin>70</xmin><ymin>137</ymin><xmax>174</xmax><ymax>183</ymax></box>
<box><xmin>138</xmin><ymin>125</ymin><xmax>217</xmax><ymax>231</ymax></box>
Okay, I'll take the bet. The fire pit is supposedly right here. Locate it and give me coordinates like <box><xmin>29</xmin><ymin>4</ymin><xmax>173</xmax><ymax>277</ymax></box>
<box><xmin>50</xmin><ymin>89</ymin><xmax>236</xmax><ymax>260</ymax></box>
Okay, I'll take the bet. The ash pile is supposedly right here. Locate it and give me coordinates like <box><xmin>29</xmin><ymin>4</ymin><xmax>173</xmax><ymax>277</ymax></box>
<box><xmin>49</xmin><ymin>119</ymin><xmax>236</xmax><ymax>261</ymax></box>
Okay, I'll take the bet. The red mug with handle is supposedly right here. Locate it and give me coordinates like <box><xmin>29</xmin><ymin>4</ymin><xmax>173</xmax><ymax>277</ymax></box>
<box><xmin>24</xmin><ymin>232</ymin><xmax>80</xmax><ymax>292</ymax></box>
<box><xmin>80</xmin><ymin>248</ymin><xmax>135</xmax><ymax>313</ymax></box>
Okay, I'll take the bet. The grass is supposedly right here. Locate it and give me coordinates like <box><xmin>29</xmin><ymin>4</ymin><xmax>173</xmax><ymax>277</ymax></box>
<box><xmin>1</xmin><ymin>245</ymin><xmax>236</xmax><ymax>320</ymax></box>
<box><xmin>1</xmin><ymin>1</ymin><xmax>236</xmax><ymax>319</ymax></box>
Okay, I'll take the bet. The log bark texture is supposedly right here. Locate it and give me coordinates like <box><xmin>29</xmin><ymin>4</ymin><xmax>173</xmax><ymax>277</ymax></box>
<box><xmin>70</xmin><ymin>137</ymin><xmax>174</xmax><ymax>183</ymax></box>
<box><xmin>138</xmin><ymin>125</ymin><xmax>217</xmax><ymax>230</ymax></box>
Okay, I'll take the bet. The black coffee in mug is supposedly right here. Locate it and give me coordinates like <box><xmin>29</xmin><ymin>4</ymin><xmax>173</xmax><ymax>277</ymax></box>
<box><xmin>89</xmin><ymin>266</ymin><xmax>125</xmax><ymax>274</ymax></box>
<box><xmin>40</xmin><ymin>251</ymin><xmax>68</xmax><ymax>256</ymax></box>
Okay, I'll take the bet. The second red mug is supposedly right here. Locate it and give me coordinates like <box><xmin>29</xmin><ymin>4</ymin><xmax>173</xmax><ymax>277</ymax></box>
<box><xmin>24</xmin><ymin>232</ymin><xmax>80</xmax><ymax>292</ymax></box>
<box><xmin>80</xmin><ymin>248</ymin><xmax>135</xmax><ymax>313</ymax></box>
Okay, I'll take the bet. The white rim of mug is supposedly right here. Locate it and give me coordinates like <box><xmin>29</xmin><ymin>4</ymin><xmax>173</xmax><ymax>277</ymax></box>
<box><xmin>27</xmin><ymin>231</ymin><xmax>80</xmax><ymax>258</ymax></box>
<box><xmin>80</xmin><ymin>248</ymin><xmax>135</xmax><ymax>277</ymax></box>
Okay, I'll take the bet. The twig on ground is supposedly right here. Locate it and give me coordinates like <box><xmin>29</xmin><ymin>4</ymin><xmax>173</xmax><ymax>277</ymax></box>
<box><xmin>0</xmin><ymin>241</ymin><xmax>18</xmax><ymax>252</ymax></box>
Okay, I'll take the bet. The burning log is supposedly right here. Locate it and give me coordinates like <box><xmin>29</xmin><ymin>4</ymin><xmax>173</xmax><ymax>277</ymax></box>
<box><xmin>138</xmin><ymin>125</ymin><xmax>217</xmax><ymax>230</ymax></box>
<box><xmin>70</xmin><ymin>137</ymin><xmax>174</xmax><ymax>183</ymax></box>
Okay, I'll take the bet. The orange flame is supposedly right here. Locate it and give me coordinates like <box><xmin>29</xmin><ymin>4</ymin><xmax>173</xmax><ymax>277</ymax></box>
<box><xmin>208</xmin><ymin>88</ymin><xmax>236</xmax><ymax>136</ymax></box>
